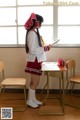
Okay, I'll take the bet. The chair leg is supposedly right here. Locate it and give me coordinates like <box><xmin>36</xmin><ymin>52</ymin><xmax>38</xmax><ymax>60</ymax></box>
<box><xmin>24</xmin><ymin>86</ymin><xmax>27</xmax><ymax>108</ymax></box>
<box><xmin>0</xmin><ymin>86</ymin><xmax>5</xmax><ymax>100</ymax></box>
<box><xmin>0</xmin><ymin>85</ymin><xmax>27</xmax><ymax>112</ymax></box>
<box><xmin>70</xmin><ymin>83</ymin><xmax>80</xmax><ymax>97</ymax></box>
<box><xmin>65</xmin><ymin>81</ymin><xmax>69</xmax><ymax>94</ymax></box>
<box><xmin>1</xmin><ymin>86</ymin><xmax>5</xmax><ymax>93</ymax></box>
<box><xmin>12</xmin><ymin>86</ymin><xmax>27</xmax><ymax>112</ymax></box>
<box><xmin>71</xmin><ymin>83</ymin><xmax>75</xmax><ymax>94</ymax></box>
<box><xmin>59</xmin><ymin>78</ymin><xmax>61</xmax><ymax>94</ymax></box>
<box><xmin>0</xmin><ymin>85</ymin><xmax>3</xmax><ymax>93</ymax></box>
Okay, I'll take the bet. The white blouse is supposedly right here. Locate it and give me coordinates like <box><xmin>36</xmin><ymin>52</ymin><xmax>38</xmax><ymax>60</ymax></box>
<box><xmin>27</xmin><ymin>30</ymin><xmax>46</xmax><ymax>62</ymax></box>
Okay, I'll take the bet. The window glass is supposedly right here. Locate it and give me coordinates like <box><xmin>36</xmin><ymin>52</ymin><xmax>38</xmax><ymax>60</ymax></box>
<box><xmin>0</xmin><ymin>0</ymin><xmax>16</xmax><ymax>6</ymax></box>
<box><xmin>18</xmin><ymin>0</ymin><xmax>53</xmax><ymax>5</ymax></box>
<box><xmin>18</xmin><ymin>27</ymin><xmax>26</xmax><ymax>44</ymax></box>
<box><xmin>58</xmin><ymin>26</ymin><xmax>80</xmax><ymax>44</ymax></box>
<box><xmin>18</xmin><ymin>6</ymin><xmax>53</xmax><ymax>25</ymax></box>
<box><xmin>0</xmin><ymin>8</ymin><xmax>16</xmax><ymax>25</ymax></box>
<box><xmin>58</xmin><ymin>0</ymin><xmax>80</xmax><ymax>3</ymax></box>
<box><xmin>58</xmin><ymin>6</ymin><xmax>80</xmax><ymax>24</ymax></box>
<box><xmin>0</xmin><ymin>27</ymin><xmax>17</xmax><ymax>44</ymax></box>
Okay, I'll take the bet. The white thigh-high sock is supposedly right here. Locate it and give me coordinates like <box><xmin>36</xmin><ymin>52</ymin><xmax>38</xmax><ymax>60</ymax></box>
<box><xmin>27</xmin><ymin>88</ymin><xmax>38</xmax><ymax>108</ymax></box>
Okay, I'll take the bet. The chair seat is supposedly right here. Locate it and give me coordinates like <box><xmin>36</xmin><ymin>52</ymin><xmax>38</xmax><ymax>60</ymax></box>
<box><xmin>1</xmin><ymin>78</ymin><xmax>26</xmax><ymax>86</ymax></box>
<box><xmin>70</xmin><ymin>76</ymin><xmax>80</xmax><ymax>83</ymax></box>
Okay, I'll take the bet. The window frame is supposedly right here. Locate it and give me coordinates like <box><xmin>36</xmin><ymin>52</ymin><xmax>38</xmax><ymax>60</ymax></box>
<box><xmin>0</xmin><ymin>0</ymin><xmax>80</xmax><ymax>48</ymax></box>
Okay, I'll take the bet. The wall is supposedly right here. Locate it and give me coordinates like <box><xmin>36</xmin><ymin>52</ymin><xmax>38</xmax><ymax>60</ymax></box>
<box><xmin>0</xmin><ymin>47</ymin><xmax>80</xmax><ymax>89</ymax></box>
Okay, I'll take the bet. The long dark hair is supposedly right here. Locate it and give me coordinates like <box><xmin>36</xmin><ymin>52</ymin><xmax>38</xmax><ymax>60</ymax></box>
<box><xmin>25</xmin><ymin>14</ymin><xmax>44</xmax><ymax>53</ymax></box>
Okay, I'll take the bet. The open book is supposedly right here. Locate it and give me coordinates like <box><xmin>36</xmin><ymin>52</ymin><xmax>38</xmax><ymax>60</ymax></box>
<box><xmin>52</xmin><ymin>39</ymin><xmax>60</xmax><ymax>45</ymax></box>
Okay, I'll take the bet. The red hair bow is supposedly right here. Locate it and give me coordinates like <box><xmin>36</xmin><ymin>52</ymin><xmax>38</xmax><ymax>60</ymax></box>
<box><xmin>24</xmin><ymin>13</ymin><xmax>39</xmax><ymax>30</ymax></box>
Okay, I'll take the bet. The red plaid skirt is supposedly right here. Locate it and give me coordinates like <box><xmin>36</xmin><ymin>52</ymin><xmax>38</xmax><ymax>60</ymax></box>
<box><xmin>25</xmin><ymin>58</ymin><xmax>42</xmax><ymax>75</ymax></box>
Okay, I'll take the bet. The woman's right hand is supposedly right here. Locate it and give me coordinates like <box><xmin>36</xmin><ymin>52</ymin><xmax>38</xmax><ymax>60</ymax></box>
<box><xmin>48</xmin><ymin>44</ymin><xmax>53</xmax><ymax>50</ymax></box>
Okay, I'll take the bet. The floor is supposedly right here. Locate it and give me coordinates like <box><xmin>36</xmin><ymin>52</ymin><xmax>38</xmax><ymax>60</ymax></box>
<box><xmin>0</xmin><ymin>93</ymin><xmax>80</xmax><ymax>120</ymax></box>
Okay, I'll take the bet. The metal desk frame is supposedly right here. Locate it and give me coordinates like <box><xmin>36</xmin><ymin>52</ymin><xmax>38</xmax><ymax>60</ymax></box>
<box><xmin>39</xmin><ymin>62</ymin><xmax>67</xmax><ymax>115</ymax></box>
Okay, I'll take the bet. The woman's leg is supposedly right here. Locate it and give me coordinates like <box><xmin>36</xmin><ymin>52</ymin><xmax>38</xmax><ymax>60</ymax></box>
<box><xmin>30</xmin><ymin>74</ymin><xmax>40</xmax><ymax>90</ymax></box>
<box><xmin>30</xmin><ymin>74</ymin><xmax>42</xmax><ymax>104</ymax></box>
<box><xmin>27</xmin><ymin>74</ymin><xmax>42</xmax><ymax>108</ymax></box>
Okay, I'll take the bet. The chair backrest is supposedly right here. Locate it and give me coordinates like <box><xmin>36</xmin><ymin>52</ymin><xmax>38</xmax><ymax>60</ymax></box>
<box><xmin>0</xmin><ymin>61</ymin><xmax>4</xmax><ymax>71</ymax></box>
<box><xmin>65</xmin><ymin>59</ymin><xmax>75</xmax><ymax>80</ymax></box>
<box><xmin>0</xmin><ymin>61</ymin><xmax>4</xmax><ymax>78</ymax></box>
<box><xmin>66</xmin><ymin>59</ymin><xmax>75</xmax><ymax>69</ymax></box>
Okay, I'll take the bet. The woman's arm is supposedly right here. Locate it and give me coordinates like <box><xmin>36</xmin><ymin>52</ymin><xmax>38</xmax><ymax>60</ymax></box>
<box><xmin>27</xmin><ymin>31</ymin><xmax>52</xmax><ymax>55</ymax></box>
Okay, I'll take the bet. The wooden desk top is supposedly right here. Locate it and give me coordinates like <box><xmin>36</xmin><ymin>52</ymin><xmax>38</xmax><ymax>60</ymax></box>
<box><xmin>42</xmin><ymin>62</ymin><xmax>67</xmax><ymax>71</ymax></box>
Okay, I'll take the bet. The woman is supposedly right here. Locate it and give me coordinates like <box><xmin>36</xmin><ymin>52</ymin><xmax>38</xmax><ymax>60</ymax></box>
<box><xmin>24</xmin><ymin>13</ymin><xmax>52</xmax><ymax>108</ymax></box>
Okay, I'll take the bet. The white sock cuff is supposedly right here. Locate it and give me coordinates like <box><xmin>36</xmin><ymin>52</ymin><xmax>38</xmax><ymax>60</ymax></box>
<box><xmin>29</xmin><ymin>87</ymin><xmax>35</xmax><ymax>93</ymax></box>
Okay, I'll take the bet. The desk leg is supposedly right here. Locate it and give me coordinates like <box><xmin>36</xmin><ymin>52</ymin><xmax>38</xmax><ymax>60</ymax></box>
<box><xmin>61</xmin><ymin>72</ymin><xmax>64</xmax><ymax>114</ymax></box>
<box><xmin>41</xmin><ymin>74</ymin><xmax>49</xmax><ymax>104</ymax></box>
<box><xmin>39</xmin><ymin>72</ymin><xmax>65</xmax><ymax>115</ymax></box>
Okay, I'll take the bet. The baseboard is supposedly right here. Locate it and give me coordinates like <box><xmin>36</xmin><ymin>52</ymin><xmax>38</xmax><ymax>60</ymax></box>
<box><xmin>1</xmin><ymin>88</ymin><xmax>80</xmax><ymax>94</ymax></box>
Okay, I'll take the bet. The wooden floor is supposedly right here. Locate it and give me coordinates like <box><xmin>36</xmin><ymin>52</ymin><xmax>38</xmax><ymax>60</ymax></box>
<box><xmin>0</xmin><ymin>93</ymin><xmax>80</xmax><ymax>120</ymax></box>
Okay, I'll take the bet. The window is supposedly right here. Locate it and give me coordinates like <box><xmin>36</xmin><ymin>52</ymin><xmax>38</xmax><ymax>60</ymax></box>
<box><xmin>0</xmin><ymin>0</ymin><xmax>53</xmax><ymax>47</ymax></box>
<box><xmin>58</xmin><ymin>0</ymin><xmax>80</xmax><ymax>46</ymax></box>
<box><xmin>0</xmin><ymin>0</ymin><xmax>80</xmax><ymax>47</ymax></box>
<box><xmin>0</xmin><ymin>0</ymin><xmax>16</xmax><ymax>46</ymax></box>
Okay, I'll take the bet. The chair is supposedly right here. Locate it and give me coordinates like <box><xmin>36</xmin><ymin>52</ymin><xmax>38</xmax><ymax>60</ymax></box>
<box><xmin>65</xmin><ymin>59</ymin><xmax>80</xmax><ymax>108</ymax></box>
<box><xmin>0</xmin><ymin>61</ymin><xmax>27</xmax><ymax>111</ymax></box>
